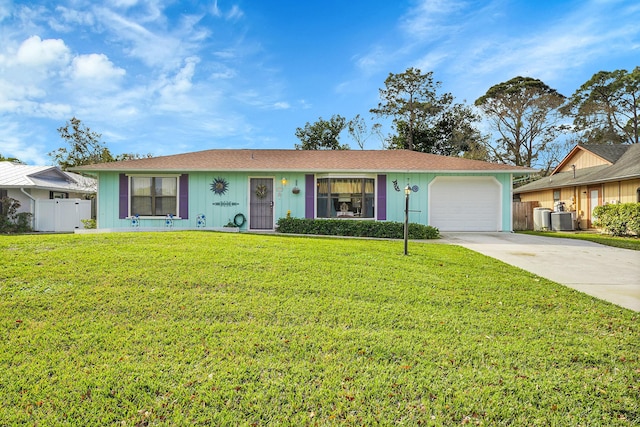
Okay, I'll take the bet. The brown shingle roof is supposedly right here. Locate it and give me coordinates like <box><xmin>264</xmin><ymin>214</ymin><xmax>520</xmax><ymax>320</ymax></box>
<box><xmin>73</xmin><ymin>149</ymin><xmax>534</xmax><ymax>173</ymax></box>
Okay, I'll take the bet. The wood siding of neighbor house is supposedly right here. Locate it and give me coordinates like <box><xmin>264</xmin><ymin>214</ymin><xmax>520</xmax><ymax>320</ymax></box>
<box><xmin>94</xmin><ymin>171</ymin><xmax>516</xmax><ymax>231</ymax></box>
<box><xmin>603</xmin><ymin>179</ymin><xmax>640</xmax><ymax>204</ymax></box>
<box><xmin>518</xmin><ymin>178</ymin><xmax>640</xmax><ymax>230</ymax></box>
<box><xmin>558</xmin><ymin>150</ymin><xmax>611</xmax><ymax>171</ymax></box>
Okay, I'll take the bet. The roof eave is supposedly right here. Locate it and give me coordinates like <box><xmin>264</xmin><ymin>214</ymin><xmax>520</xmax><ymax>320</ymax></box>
<box><xmin>77</xmin><ymin>167</ymin><xmax>535</xmax><ymax>174</ymax></box>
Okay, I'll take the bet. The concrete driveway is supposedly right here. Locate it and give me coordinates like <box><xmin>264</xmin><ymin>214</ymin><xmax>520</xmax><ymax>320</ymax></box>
<box><xmin>440</xmin><ymin>233</ymin><xmax>640</xmax><ymax>312</ymax></box>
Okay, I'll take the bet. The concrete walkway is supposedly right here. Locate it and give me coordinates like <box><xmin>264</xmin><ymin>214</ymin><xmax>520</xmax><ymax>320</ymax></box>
<box><xmin>440</xmin><ymin>232</ymin><xmax>640</xmax><ymax>312</ymax></box>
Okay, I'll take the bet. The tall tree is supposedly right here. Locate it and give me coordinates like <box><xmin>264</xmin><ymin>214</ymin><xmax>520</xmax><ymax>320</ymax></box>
<box><xmin>50</xmin><ymin>117</ymin><xmax>114</xmax><ymax>170</ymax></box>
<box><xmin>386</xmin><ymin>103</ymin><xmax>486</xmax><ymax>157</ymax></box>
<box><xmin>347</xmin><ymin>114</ymin><xmax>383</xmax><ymax>150</ymax></box>
<box><xmin>561</xmin><ymin>67</ymin><xmax>640</xmax><ymax>144</ymax></box>
<box><xmin>475</xmin><ymin>76</ymin><xmax>566</xmax><ymax>168</ymax></box>
<box><xmin>370</xmin><ymin>68</ymin><xmax>447</xmax><ymax>151</ymax></box>
<box><xmin>294</xmin><ymin>115</ymin><xmax>350</xmax><ymax>150</ymax></box>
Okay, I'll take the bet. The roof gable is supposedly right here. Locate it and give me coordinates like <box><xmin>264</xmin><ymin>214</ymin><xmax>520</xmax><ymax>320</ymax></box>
<box><xmin>553</xmin><ymin>144</ymin><xmax>630</xmax><ymax>174</ymax></box>
<box><xmin>72</xmin><ymin>149</ymin><xmax>535</xmax><ymax>173</ymax></box>
<box><xmin>516</xmin><ymin>144</ymin><xmax>640</xmax><ymax>193</ymax></box>
<box><xmin>0</xmin><ymin>161</ymin><xmax>95</xmax><ymax>192</ymax></box>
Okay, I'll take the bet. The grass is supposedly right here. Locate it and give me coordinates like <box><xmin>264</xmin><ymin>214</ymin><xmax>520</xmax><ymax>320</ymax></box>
<box><xmin>1</xmin><ymin>232</ymin><xmax>638</xmax><ymax>426</ymax></box>
<box><xmin>521</xmin><ymin>231</ymin><xmax>640</xmax><ymax>251</ymax></box>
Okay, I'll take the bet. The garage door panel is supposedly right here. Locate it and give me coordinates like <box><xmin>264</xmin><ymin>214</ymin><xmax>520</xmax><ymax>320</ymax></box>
<box><xmin>429</xmin><ymin>177</ymin><xmax>501</xmax><ymax>232</ymax></box>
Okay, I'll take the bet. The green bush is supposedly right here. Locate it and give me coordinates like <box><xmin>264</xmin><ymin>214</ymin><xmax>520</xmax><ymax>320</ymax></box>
<box><xmin>276</xmin><ymin>217</ymin><xmax>439</xmax><ymax>239</ymax></box>
<box><xmin>0</xmin><ymin>196</ymin><xmax>32</xmax><ymax>233</ymax></box>
<box><xmin>81</xmin><ymin>218</ymin><xmax>97</xmax><ymax>229</ymax></box>
<box><xmin>593</xmin><ymin>202</ymin><xmax>640</xmax><ymax>236</ymax></box>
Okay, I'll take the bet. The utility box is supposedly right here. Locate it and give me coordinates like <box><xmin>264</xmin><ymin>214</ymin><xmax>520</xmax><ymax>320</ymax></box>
<box><xmin>551</xmin><ymin>212</ymin><xmax>573</xmax><ymax>231</ymax></box>
<box><xmin>533</xmin><ymin>207</ymin><xmax>552</xmax><ymax>231</ymax></box>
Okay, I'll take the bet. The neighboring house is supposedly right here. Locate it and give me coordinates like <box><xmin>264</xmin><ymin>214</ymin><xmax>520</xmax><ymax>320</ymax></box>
<box><xmin>73</xmin><ymin>149</ymin><xmax>535</xmax><ymax>232</ymax></box>
<box><xmin>0</xmin><ymin>161</ymin><xmax>96</xmax><ymax>232</ymax></box>
<box><xmin>514</xmin><ymin>144</ymin><xmax>640</xmax><ymax>229</ymax></box>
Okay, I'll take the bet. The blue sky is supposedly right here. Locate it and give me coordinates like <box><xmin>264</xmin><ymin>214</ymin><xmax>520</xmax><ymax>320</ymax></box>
<box><xmin>1</xmin><ymin>0</ymin><xmax>639</xmax><ymax>165</ymax></box>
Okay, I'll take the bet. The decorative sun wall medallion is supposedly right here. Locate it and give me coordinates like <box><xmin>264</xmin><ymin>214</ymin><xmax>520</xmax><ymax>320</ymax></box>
<box><xmin>210</xmin><ymin>177</ymin><xmax>229</xmax><ymax>196</ymax></box>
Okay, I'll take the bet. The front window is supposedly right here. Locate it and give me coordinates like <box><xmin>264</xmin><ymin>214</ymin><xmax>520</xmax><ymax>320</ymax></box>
<box><xmin>130</xmin><ymin>176</ymin><xmax>177</xmax><ymax>216</ymax></box>
<box><xmin>316</xmin><ymin>177</ymin><xmax>375</xmax><ymax>218</ymax></box>
<box><xmin>50</xmin><ymin>191</ymin><xmax>68</xmax><ymax>199</ymax></box>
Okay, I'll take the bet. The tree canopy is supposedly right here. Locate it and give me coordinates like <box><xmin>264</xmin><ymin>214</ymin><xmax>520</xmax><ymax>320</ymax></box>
<box><xmin>294</xmin><ymin>115</ymin><xmax>350</xmax><ymax>150</ymax></box>
<box><xmin>49</xmin><ymin>117</ymin><xmax>114</xmax><ymax>170</ymax></box>
<box><xmin>370</xmin><ymin>68</ymin><xmax>448</xmax><ymax>151</ymax></box>
<box><xmin>49</xmin><ymin>117</ymin><xmax>153</xmax><ymax>169</ymax></box>
<box><xmin>0</xmin><ymin>154</ymin><xmax>23</xmax><ymax>164</ymax></box>
<box><xmin>475</xmin><ymin>76</ymin><xmax>566</xmax><ymax>170</ymax></box>
<box><xmin>386</xmin><ymin>103</ymin><xmax>486</xmax><ymax>157</ymax></box>
<box><xmin>561</xmin><ymin>67</ymin><xmax>639</xmax><ymax>145</ymax></box>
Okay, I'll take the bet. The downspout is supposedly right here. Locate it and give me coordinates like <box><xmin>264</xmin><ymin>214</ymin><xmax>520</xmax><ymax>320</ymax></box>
<box><xmin>20</xmin><ymin>187</ymin><xmax>36</xmax><ymax>230</ymax></box>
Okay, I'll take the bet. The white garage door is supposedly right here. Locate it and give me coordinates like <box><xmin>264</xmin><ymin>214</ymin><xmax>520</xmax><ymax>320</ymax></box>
<box><xmin>429</xmin><ymin>176</ymin><xmax>502</xmax><ymax>231</ymax></box>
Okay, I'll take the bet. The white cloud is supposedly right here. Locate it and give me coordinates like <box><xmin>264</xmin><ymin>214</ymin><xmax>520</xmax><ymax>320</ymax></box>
<box><xmin>0</xmin><ymin>122</ymin><xmax>52</xmax><ymax>165</ymax></box>
<box><xmin>71</xmin><ymin>53</ymin><xmax>126</xmax><ymax>83</ymax></box>
<box><xmin>49</xmin><ymin>6</ymin><xmax>95</xmax><ymax>31</ymax></box>
<box><xmin>400</xmin><ymin>0</ymin><xmax>465</xmax><ymax>40</ymax></box>
<box><xmin>226</xmin><ymin>5</ymin><xmax>243</xmax><ymax>21</ymax></box>
<box><xmin>15</xmin><ymin>35</ymin><xmax>70</xmax><ymax>68</ymax></box>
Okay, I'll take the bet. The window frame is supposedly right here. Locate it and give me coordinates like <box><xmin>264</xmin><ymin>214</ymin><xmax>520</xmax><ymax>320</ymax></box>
<box><xmin>50</xmin><ymin>191</ymin><xmax>68</xmax><ymax>199</ymax></box>
<box><xmin>315</xmin><ymin>174</ymin><xmax>376</xmax><ymax>219</ymax></box>
<box><xmin>128</xmin><ymin>174</ymin><xmax>181</xmax><ymax>218</ymax></box>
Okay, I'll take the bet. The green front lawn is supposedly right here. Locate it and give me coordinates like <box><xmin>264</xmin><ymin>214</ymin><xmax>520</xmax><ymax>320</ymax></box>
<box><xmin>1</xmin><ymin>232</ymin><xmax>638</xmax><ymax>425</ymax></box>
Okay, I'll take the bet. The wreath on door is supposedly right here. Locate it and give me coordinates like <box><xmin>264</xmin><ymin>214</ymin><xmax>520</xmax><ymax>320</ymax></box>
<box><xmin>255</xmin><ymin>184</ymin><xmax>268</xmax><ymax>199</ymax></box>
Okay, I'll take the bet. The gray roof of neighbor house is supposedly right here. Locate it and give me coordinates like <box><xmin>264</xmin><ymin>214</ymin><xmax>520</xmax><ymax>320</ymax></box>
<box><xmin>0</xmin><ymin>161</ymin><xmax>96</xmax><ymax>193</ymax></box>
<box><xmin>72</xmin><ymin>149</ymin><xmax>535</xmax><ymax>174</ymax></box>
<box><xmin>515</xmin><ymin>144</ymin><xmax>640</xmax><ymax>194</ymax></box>
<box><xmin>582</xmin><ymin>144</ymin><xmax>631</xmax><ymax>164</ymax></box>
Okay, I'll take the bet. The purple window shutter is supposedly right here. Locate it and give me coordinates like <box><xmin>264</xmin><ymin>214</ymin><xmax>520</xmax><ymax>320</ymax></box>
<box><xmin>119</xmin><ymin>174</ymin><xmax>128</xmax><ymax>219</ymax></box>
<box><xmin>377</xmin><ymin>175</ymin><xmax>386</xmax><ymax>221</ymax></box>
<box><xmin>179</xmin><ymin>174</ymin><xmax>189</xmax><ymax>219</ymax></box>
<box><xmin>305</xmin><ymin>174</ymin><xmax>315</xmax><ymax>218</ymax></box>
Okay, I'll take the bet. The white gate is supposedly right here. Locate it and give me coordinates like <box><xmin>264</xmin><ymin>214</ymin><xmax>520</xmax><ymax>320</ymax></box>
<box><xmin>35</xmin><ymin>199</ymin><xmax>92</xmax><ymax>232</ymax></box>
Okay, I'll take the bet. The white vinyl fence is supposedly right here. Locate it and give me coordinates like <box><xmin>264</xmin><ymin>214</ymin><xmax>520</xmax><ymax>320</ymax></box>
<box><xmin>35</xmin><ymin>199</ymin><xmax>92</xmax><ymax>232</ymax></box>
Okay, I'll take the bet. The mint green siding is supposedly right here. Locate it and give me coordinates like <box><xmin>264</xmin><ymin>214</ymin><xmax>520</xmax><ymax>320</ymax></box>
<box><xmin>94</xmin><ymin>171</ymin><xmax>514</xmax><ymax>232</ymax></box>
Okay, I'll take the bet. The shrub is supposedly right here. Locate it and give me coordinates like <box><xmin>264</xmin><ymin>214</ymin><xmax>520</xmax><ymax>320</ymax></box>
<box><xmin>276</xmin><ymin>217</ymin><xmax>439</xmax><ymax>239</ymax></box>
<box><xmin>593</xmin><ymin>202</ymin><xmax>640</xmax><ymax>236</ymax></box>
<box><xmin>81</xmin><ymin>218</ymin><xmax>97</xmax><ymax>229</ymax></box>
<box><xmin>0</xmin><ymin>196</ymin><xmax>32</xmax><ymax>233</ymax></box>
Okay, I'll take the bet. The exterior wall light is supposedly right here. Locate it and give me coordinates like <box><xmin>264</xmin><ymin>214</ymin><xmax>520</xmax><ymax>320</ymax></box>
<box><xmin>281</xmin><ymin>177</ymin><xmax>287</xmax><ymax>186</ymax></box>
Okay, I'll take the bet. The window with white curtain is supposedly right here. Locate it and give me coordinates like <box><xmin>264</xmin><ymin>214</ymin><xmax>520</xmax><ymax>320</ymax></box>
<box><xmin>316</xmin><ymin>177</ymin><xmax>375</xmax><ymax>218</ymax></box>
<box><xmin>130</xmin><ymin>176</ymin><xmax>177</xmax><ymax>216</ymax></box>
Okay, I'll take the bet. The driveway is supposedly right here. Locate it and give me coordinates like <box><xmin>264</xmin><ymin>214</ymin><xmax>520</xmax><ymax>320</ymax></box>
<box><xmin>440</xmin><ymin>232</ymin><xmax>640</xmax><ymax>312</ymax></box>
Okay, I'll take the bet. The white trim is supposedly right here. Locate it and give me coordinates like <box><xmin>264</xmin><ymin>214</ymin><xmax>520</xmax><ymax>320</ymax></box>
<box><xmin>509</xmin><ymin>174</ymin><xmax>513</xmax><ymax>232</ymax></box>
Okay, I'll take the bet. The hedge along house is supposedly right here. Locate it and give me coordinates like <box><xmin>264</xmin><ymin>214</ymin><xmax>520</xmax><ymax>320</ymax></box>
<box><xmin>73</xmin><ymin>149</ymin><xmax>535</xmax><ymax>232</ymax></box>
